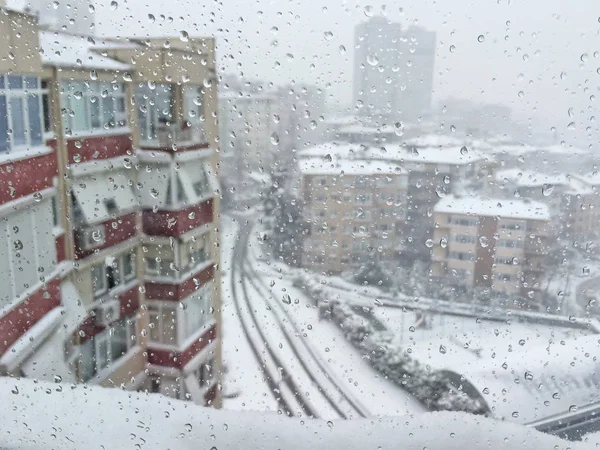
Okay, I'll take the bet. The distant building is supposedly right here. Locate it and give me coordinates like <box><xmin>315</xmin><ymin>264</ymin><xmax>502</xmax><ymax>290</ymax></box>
<box><xmin>26</xmin><ymin>0</ymin><xmax>95</xmax><ymax>35</ymax></box>
<box><xmin>298</xmin><ymin>157</ymin><xmax>408</xmax><ymax>273</ymax></box>
<box><xmin>353</xmin><ymin>17</ymin><xmax>435</xmax><ymax>122</ymax></box>
<box><xmin>432</xmin><ymin>195</ymin><xmax>550</xmax><ymax>307</ymax></box>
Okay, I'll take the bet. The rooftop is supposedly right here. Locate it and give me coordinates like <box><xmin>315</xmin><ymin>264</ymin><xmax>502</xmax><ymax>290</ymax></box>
<box><xmin>39</xmin><ymin>30</ymin><xmax>132</xmax><ymax>71</ymax></box>
<box><xmin>496</xmin><ymin>169</ymin><xmax>593</xmax><ymax>195</ymax></box>
<box><xmin>434</xmin><ymin>194</ymin><xmax>551</xmax><ymax>220</ymax></box>
<box><xmin>299</xmin><ymin>157</ymin><xmax>404</xmax><ymax>176</ymax></box>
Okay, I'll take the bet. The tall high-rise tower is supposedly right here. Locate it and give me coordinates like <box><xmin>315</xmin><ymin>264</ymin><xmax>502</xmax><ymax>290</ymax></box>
<box><xmin>353</xmin><ymin>17</ymin><xmax>435</xmax><ymax>122</ymax></box>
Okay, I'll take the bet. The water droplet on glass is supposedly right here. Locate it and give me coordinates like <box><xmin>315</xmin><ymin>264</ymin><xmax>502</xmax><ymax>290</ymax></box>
<box><xmin>477</xmin><ymin>34</ymin><xmax>485</xmax><ymax>43</ymax></box>
<box><xmin>542</xmin><ymin>184</ymin><xmax>554</xmax><ymax>196</ymax></box>
<box><xmin>449</xmin><ymin>45</ymin><xmax>456</xmax><ymax>53</ymax></box>
<box><xmin>324</xmin><ymin>31</ymin><xmax>334</xmax><ymax>41</ymax></box>
<box><xmin>270</xmin><ymin>132</ymin><xmax>279</xmax><ymax>145</ymax></box>
<box><xmin>479</xmin><ymin>236</ymin><xmax>489</xmax><ymax>248</ymax></box>
<box><xmin>180</xmin><ymin>30</ymin><xmax>189</xmax><ymax>42</ymax></box>
<box><xmin>425</xmin><ymin>239</ymin><xmax>434</xmax><ymax>248</ymax></box>
<box><xmin>339</xmin><ymin>45</ymin><xmax>346</xmax><ymax>54</ymax></box>
<box><xmin>367</xmin><ymin>54</ymin><xmax>379</xmax><ymax>66</ymax></box>
<box><xmin>110</xmin><ymin>0</ymin><xmax>118</xmax><ymax>10</ymax></box>
<box><xmin>439</xmin><ymin>345</ymin><xmax>447</xmax><ymax>354</ymax></box>
<box><xmin>460</xmin><ymin>146</ymin><xmax>468</xmax><ymax>155</ymax></box>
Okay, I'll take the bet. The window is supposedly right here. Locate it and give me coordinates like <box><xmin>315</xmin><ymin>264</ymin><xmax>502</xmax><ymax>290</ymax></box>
<box><xmin>449</xmin><ymin>251</ymin><xmax>474</xmax><ymax>261</ymax></box>
<box><xmin>78</xmin><ymin>316</ymin><xmax>137</xmax><ymax>382</ymax></box>
<box><xmin>104</xmin><ymin>198</ymin><xmax>118</xmax><ymax>215</ymax></box>
<box><xmin>0</xmin><ymin>75</ymin><xmax>45</xmax><ymax>153</ymax></box>
<box><xmin>147</xmin><ymin>302</ymin><xmax>178</xmax><ymax>345</ymax></box>
<box><xmin>185</xmin><ymin>235</ymin><xmax>208</xmax><ymax>269</ymax></box>
<box><xmin>136</xmin><ymin>83</ymin><xmax>174</xmax><ymax>142</ymax></box>
<box><xmin>61</xmin><ymin>81</ymin><xmax>126</xmax><ymax>134</ymax></box>
<box><xmin>454</xmin><ymin>234</ymin><xmax>476</xmax><ymax>244</ymax></box>
<box><xmin>498</xmin><ymin>239</ymin><xmax>524</xmax><ymax>249</ymax></box>
<box><xmin>92</xmin><ymin>252</ymin><xmax>136</xmax><ymax>298</ymax></box>
<box><xmin>183</xmin><ymin>285</ymin><xmax>212</xmax><ymax>340</ymax></box>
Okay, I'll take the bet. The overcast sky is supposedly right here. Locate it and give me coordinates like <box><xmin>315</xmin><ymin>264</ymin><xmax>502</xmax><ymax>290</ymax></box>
<box><xmin>93</xmin><ymin>0</ymin><xmax>599</xmax><ymax>146</ymax></box>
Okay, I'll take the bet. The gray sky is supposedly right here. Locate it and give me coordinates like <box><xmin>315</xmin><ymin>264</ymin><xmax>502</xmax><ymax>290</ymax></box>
<box><xmin>96</xmin><ymin>0</ymin><xmax>600</xmax><ymax>146</ymax></box>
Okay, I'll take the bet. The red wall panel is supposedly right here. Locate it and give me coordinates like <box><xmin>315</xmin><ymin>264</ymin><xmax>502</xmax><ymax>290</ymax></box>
<box><xmin>147</xmin><ymin>323</ymin><xmax>216</xmax><ymax>369</ymax></box>
<box><xmin>74</xmin><ymin>212</ymin><xmax>138</xmax><ymax>260</ymax></box>
<box><xmin>145</xmin><ymin>264</ymin><xmax>214</xmax><ymax>301</ymax></box>
<box><xmin>142</xmin><ymin>199</ymin><xmax>213</xmax><ymax>238</ymax></box>
<box><xmin>0</xmin><ymin>277</ymin><xmax>61</xmax><ymax>356</ymax></box>
<box><xmin>0</xmin><ymin>150</ymin><xmax>57</xmax><ymax>205</ymax></box>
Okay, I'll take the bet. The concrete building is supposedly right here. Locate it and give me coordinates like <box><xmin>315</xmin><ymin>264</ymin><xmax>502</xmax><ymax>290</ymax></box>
<box><xmin>0</xmin><ymin>6</ymin><xmax>221</xmax><ymax>407</ymax></box>
<box><xmin>431</xmin><ymin>195</ymin><xmax>550</xmax><ymax>307</ymax></box>
<box><xmin>353</xmin><ymin>17</ymin><xmax>435</xmax><ymax>121</ymax></box>
<box><xmin>219</xmin><ymin>89</ymin><xmax>277</xmax><ymax>191</ymax></box>
<box><xmin>494</xmin><ymin>169</ymin><xmax>599</xmax><ymax>240</ymax></box>
<box><xmin>299</xmin><ymin>157</ymin><xmax>408</xmax><ymax>273</ymax></box>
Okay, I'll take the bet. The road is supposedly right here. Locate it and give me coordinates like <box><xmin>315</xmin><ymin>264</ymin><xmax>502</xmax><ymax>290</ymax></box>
<box><xmin>228</xmin><ymin>214</ymin><xmax>370</xmax><ymax>419</ymax></box>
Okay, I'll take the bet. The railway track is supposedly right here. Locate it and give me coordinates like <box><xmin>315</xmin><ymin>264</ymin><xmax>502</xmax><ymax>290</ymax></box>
<box><xmin>236</xmin><ymin>218</ymin><xmax>369</xmax><ymax>419</ymax></box>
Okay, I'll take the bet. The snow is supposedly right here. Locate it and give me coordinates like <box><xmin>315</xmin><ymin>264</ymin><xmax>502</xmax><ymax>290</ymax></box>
<box><xmin>337</xmin><ymin>124</ymin><xmax>397</xmax><ymax>136</ymax></box>
<box><xmin>39</xmin><ymin>31</ymin><xmax>132</xmax><ymax>71</ymax></box>
<box><xmin>298</xmin><ymin>157</ymin><xmax>403</xmax><ymax>176</ymax></box>
<box><xmin>496</xmin><ymin>169</ymin><xmax>593</xmax><ymax>195</ymax></box>
<box><xmin>404</xmin><ymin>133</ymin><xmax>469</xmax><ymax>148</ymax></box>
<box><xmin>434</xmin><ymin>194</ymin><xmax>551</xmax><ymax>220</ymax></box>
<box><xmin>384</xmin><ymin>144</ymin><xmax>490</xmax><ymax>166</ymax></box>
<box><xmin>0</xmin><ymin>377</ymin><xmax>582</xmax><ymax>450</ymax></box>
<box><xmin>321</xmin><ymin>285</ymin><xmax>599</xmax><ymax>423</ymax></box>
<box><xmin>297</xmin><ymin>142</ymin><xmax>490</xmax><ymax>167</ymax></box>
<box><xmin>220</xmin><ymin>217</ymin><xmax>277</xmax><ymax>412</ymax></box>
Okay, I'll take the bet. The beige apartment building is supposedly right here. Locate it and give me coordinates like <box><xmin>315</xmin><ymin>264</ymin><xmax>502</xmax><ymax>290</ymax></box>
<box><xmin>0</xmin><ymin>5</ymin><xmax>221</xmax><ymax>407</ymax></box>
<box><xmin>299</xmin><ymin>157</ymin><xmax>408</xmax><ymax>273</ymax></box>
<box><xmin>432</xmin><ymin>195</ymin><xmax>550</xmax><ymax>306</ymax></box>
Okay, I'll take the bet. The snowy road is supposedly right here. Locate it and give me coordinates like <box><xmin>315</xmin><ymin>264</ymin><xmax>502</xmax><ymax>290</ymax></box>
<box><xmin>221</xmin><ymin>214</ymin><xmax>424</xmax><ymax>419</ymax></box>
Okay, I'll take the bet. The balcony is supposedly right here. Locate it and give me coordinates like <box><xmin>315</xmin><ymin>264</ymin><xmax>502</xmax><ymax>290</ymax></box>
<box><xmin>524</xmin><ymin>236</ymin><xmax>549</xmax><ymax>256</ymax></box>
<box><xmin>142</xmin><ymin>198</ymin><xmax>214</xmax><ymax>238</ymax></box>
<box><xmin>139</xmin><ymin>122</ymin><xmax>208</xmax><ymax>153</ymax></box>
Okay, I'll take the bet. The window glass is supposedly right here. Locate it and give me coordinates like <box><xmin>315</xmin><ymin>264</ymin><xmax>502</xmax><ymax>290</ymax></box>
<box><xmin>9</xmin><ymin>97</ymin><xmax>26</xmax><ymax>146</ymax></box>
<box><xmin>0</xmin><ymin>95</ymin><xmax>8</xmax><ymax>152</ymax></box>
<box><xmin>26</xmin><ymin>94</ymin><xmax>42</xmax><ymax>145</ymax></box>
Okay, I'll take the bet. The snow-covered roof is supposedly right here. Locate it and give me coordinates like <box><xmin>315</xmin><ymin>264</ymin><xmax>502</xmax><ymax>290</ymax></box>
<box><xmin>325</xmin><ymin>115</ymin><xmax>361</xmax><ymax>127</ymax></box>
<box><xmin>39</xmin><ymin>31</ymin><xmax>132</xmax><ymax>71</ymax></box>
<box><xmin>298</xmin><ymin>142</ymin><xmax>366</xmax><ymax>160</ymax></box>
<box><xmin>491</xmin><ymin>143</ymin><xmax>590</xmax><ymax>157</ymax></box>
<box><xmin>298</xmin><ymin>142</ymin><xmax>490</xmax><ymax>167</ymax></box>
<box><xmin>337</xmin><ymin>124</ymin><xmax>398</xmax><ymax>136</ymax></box>
<box><xmin>299</xmin><ymin>157</ymin><xmax>403</xmax><ymax>176</ymax></box>
<box><xmin>404</xmin><ymin>134</ymin><xmax>468</xmax><ymax>148</ymax></box>
<box><xmin>572</xmin><ymin>172</ymin><xmax>600</xmax><ymax>187</ymax></box>
<box><xmin>496</xmin><ymin>169</ymin><xmax>593</xmax><ymax>195</ymax></box>
<box><xmin>388</xmin><ymin>145</ymin><xmax>490</xmax><ymax>166</ymax></box>
<box><xmin>434</xmin><ymin>194</ymin><xmax>550</xmax><ymax>221</ymax></box>
<box><xmin>0</xmin><ymin>378</ymin><xmax>575</xmax><ymax>449</ymax></box>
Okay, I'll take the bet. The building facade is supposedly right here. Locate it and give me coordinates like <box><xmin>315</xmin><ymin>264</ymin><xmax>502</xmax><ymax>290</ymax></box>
<box><xmin>299</xmin><ymin>158</ymin><xmax>407</xmax><ymax>273</ymax></box>
<box><xmin>0</xmin><ymin>7</ymin><xmax>221</xmax><ymax>407</ymax></box>
<box><xmin>431</xmin><ymin>195</ymin><xmax>550</xmax><ymax>307</ymax></box>
<box><xmin>353</xmin><ymin>16</ymin><xmax>435</xmax><ymax>121</ymax></box>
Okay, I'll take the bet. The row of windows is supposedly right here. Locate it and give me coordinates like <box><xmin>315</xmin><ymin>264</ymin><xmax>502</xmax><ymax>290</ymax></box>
<box><xmin>0</xmin><ymin>199</ymin><xmax>57</xmax><ymax>307</ymax></box>
<box><xmin>453</xmin><ymin>234</ymin><xmax>476</xmax><ymax>244</ymax></box>
<box><xmin>143</xmin><ymin>234</ymin><xmax>209</xmax><ymax>279</ymax></box>
<box><xmin>0</xmin><ymin>75</ymin><xmax>47</xmax><ymax>154</ymax></box>
<box><xmin>451</xmin><ymin>217</ymin><xmax>479</xmax><ymax>227</ymax></box>
<box><xmin>90</xmin><ymin>252</ymin><xmax>136</xmax><ymax>299</ymax></box>
<box><xmin>0</xmin><ymin>74</ymin><xmax>207</xmax><ymax>155</ymax></box>
<box><xmin>77</xmin><ymin>316</ymin><xmax>137</xmax><ymax>382</ymax></box>
<box><xmin>494</xmin><ymin>257</ymin><xmax>517</xmax><ymax>265</ymax></box>
<box><xmin>497</xmin><ymin>239</ymin><xmax>524</xmax><ymax>249</ymax></box>
<box><xmin>448</xmin><ymin>251</ymin><xmax>474</xmax><ymax>261</ymax></box>
<box><xmin>147</xmin><ymin>285</ymin><xmax>212</xmax><ymax>346</ymax></box>
<box><xmin>62</xmin><ymin>81</ymin><xmax>127</xmax><ymax>134</ymax></box>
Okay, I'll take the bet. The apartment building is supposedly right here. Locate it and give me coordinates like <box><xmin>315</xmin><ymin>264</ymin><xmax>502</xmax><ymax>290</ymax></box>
<box><xmin>0</xmin><ymin>7</ymin><xmax>221</xmax><ymax>407</ymax></box>
<box><xmin>299</xmin><ymin>157</ymin><xmax>407</xmax><ymax>273</ymax></box>
<box><xmin>298</xmin><ymin>141</ymin><xmax>496</xmax><ymax>261</ymax></box>
<box><xmin>431</xmin><ymin>195</ymin><xmax>550</xmax><ymax>307</ymax></box>
<box><xmin>494</xmin><ymin>169</ymin><xmax>598</xmax><ymax>240</ymax></box>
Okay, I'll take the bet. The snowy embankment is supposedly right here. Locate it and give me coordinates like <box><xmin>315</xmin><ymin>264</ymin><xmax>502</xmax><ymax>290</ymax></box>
<box><xmin>0</xmin><ymin>378</ymin><xmax>591</xmax><ymax>449</ymax></box>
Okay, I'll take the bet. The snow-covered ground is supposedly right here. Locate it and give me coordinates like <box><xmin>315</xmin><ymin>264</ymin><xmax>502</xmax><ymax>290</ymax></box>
<box><xmin>220</xmin><ymin>216</ymin><xmax>278</xmax><ymax>412</ymax></box>
<box><xmin>1</xmin><ymin>377</ymin><xmax>589</xmax><ymax>450</ymax></box>
<box><xmin>372</xmin><ymin>307</ymin><xmax>590</xmax><ymax>375</ymax></box>
<box><xmin>221</xmin><ymin>215</ymin><xmax>425</xmax><ymax>418</ymax></box>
